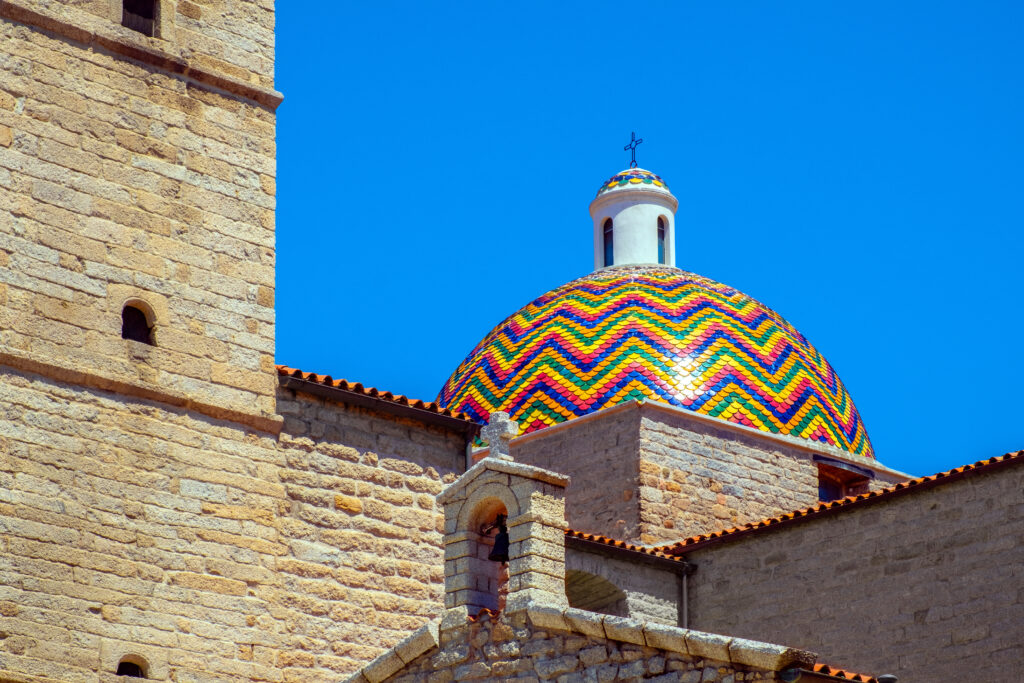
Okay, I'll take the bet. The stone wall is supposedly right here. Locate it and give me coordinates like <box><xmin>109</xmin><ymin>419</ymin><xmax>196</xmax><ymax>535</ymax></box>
<box><xmin>566</xmin><ymin>548</ymin><xmax>678</xmax><ymax>627</ymax></box>
<box><xmin>510</xmin><ymin>401</ymin><xmax>901</xmax><ymax>546</ymax></box>
<box><xmin>0</xmin><ymin>3</ymin><xmax>279</xmax><ymax>420</ymax></box>
<box><xmin>682</xmin><ymin>459</ymin><xmax>1024</xmax><ymax>682</ymax></box>
<box><xmin>379</xmin><ymin>611</ymin><xmax>779</xmax><ymax>683</ymax></box>
<box><xmin>44</xmin><ymin>0</ymin><xmax>275</xmax><ymax>89</ymax></box>
<box><xmin>510</xmin><ymin>404</ymin><xmax>641</xmax><ymax>540</ymax></box>
<box><xmin>0</xmin><ymin>369</ymin><xmax>467</xmax><ymax>682</ymax></box>
<box><xmin>637</xmin><ymin>404</ymin><xmax>901</xmax><ymax>543</ymax></box>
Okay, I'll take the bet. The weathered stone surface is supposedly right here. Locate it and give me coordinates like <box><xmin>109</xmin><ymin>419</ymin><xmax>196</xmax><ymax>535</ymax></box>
<box><xmin>684</xmin><ymin>630</ymin><xmax>732</xmax><ymax>663</ymax></box>
<box><xmin>0</xmin><ymin>369</ymin><xmax>466</xmax><ymax>681</ymax></box>
<box><xmin>601</xmin><ymin>615</ymin><xmax>646</xmax><ymax>646</ymax></box>
<box><xmin>728</xmin><ymin>637</ymin><xmax>811</xmax><ymax>670</ymax></box>
<box><xmin>527</xmin><ymin>603</ymin><xmax>570</xmax><ymax>632</ymax></box>
<box><xmin>371</xmin><ymin>611</ymin><xmax>777</xmax><ymax>683</ymax></box>
<box><xmin>684</xmin><ymin>460</ymin><xmax>1024</xmax><ymax>682</ymax></box>
<box><xmin>643</xmin><ymin>622</ymin><xmax>689</xmax><ymax>653</ymax></box>
<box><xmin>396</xmin><ymin>623</ymin><xmax>441</xmax><ymax>664</ymax></box>
<box><xmin>362</xmin><ymin>650</ymin><xmax>404</xmax><ymax>683</ymax></box>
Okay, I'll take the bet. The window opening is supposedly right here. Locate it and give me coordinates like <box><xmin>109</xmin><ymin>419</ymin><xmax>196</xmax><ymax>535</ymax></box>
<box><xmin>116</xmin><ymin>659</ymin><xmax>146</xmax><ymax>678</ymax></box>
<box><xmin>603</xmin><ymin>218</ymin><xmax>614</xmax><ymax>267</ymax></box>
<box><xmin>816</xmin><ymin>457</ymin><xmax>872</xmax><ymax>502</ymax></box>
<box><xmin>657</xmin><ymin>216</ymin><xmax>666</xmax><ymax>264</ymax></box>
<box><xmin>121</xmin><ymin>305</ymin><xmax>153</xmax><ymax>345</ymax></box>
<box><xmin>122</xmin><ymin>0</ymin><xmax>157</xmax><ymax>37</ymax></box>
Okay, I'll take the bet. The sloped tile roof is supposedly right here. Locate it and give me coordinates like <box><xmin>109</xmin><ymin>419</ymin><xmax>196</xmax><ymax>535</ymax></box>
<box><xmin>276</xmin><ymin>365</ymin><xmax>476</xmax><ymax>424</ymax></box>
<box><xmin>565</xmin><ymin>529</ymin><xmax>683</xmax><ymax>562</ymax></box>
<box><xmin>658</xmin><ymin>451</ymin><xmax>1023</xmax><ymax>556</ymax></box>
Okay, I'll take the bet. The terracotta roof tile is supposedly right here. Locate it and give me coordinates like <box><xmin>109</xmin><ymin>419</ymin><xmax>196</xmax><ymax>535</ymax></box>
<box><xmin>467</xmin><ymin>607</ymin><xmax>499</xmax><ymax>623</ymax></box>
<box><xmin>564</xmin><ymin>528</ymin><xmax>684</xmax><ymax>562</ymax></box>
<box><xmin>658</xmin><ymin>450</ymin><xmax>1023</xmax><ymax>556</ymax></box>
<box><xmin>810</xmin><ymin>662</ymin><xmax>877</xmax><ymax>681</ymax></box>
<box><xmin>276</xmin><ymin>365</ymin><xmax>475</xmax><ymax>423</ymax></box>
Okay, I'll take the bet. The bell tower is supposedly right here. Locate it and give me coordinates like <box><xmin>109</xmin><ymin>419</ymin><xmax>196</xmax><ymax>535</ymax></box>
<box><xmin>0</xmin><ymin>0</ymin><xmax>283</xmax><ymax>429</ymax></box>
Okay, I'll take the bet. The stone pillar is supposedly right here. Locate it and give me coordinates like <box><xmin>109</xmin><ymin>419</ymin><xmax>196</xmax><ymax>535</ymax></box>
<box><xmin>436</xmin><ymin>448</ymin><xmax>570</xmax><ymax>621</ymax></box>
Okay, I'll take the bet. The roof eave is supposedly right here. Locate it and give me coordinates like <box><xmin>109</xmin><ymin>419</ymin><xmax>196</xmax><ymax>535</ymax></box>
<box><xmin>278</xmin><ymin>374</ymin><xmax>480</xmax><ymax>438</ymax></box>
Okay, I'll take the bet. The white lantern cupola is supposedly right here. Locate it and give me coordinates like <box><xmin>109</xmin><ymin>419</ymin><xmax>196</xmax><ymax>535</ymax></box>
<box><xmin>589</xmin><ymin>168</ymin><xmax>678</xmax><ymax>271</ymax></box>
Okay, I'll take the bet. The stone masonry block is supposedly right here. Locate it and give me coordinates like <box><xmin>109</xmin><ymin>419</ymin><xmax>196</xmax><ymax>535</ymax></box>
<box><xmin>505</xmin><ymin>588</ymin><xmax>565</xmax><ymax>614</ymax></box>
<box><xmin>602</xmin><ymin>615</ymin><xmax>647</xmax><ymax>646</ymax></box>
<box><xmin>728</xmin><ymin>637</ymin><xmax>814</xmax><ymax>671</ymax></box>
<box><xmin>527</xmin><ymin>603</ymin><xmax>570</xmax><ymax>633</ymax></box>
<box><xmin>508</xmin><ymin>554</ymin><xmax>564</xmax><ymax>580</ymax></box>
<box><xmin>395</xmin><ymin>622</ymin><xmax>440</xmax><ymax>664</ymax></box>
<box><xmin>507</xmin><ymin>520</ymin><xmax>564</xmax><ymax>544</ymax></box>
<box><xmin>563</xmin><ymin>607</ymin><xmax>607</xmax><ymax>638</ymax></box>
<box><xmin>443</xmin><ymin>539</ymin><xmax>475</xmax><ymax>561</ymax></box>
<box><xmin>509</xmin><ymin>539</ymin><xmax>565</xmax><ymax>567</ymax></box>
<box><xmin>440</xmin><ymin>606</ymin><xmax>470</xmax><ymax>632</ymax></box>
<box><xmin>684</xmin><ymin>630</ymin><xmax>733</xmax><ymax>664</ymax></box>
<box><xmin>509</xmin><ymin>568</ymin><xmax>565</xmax><ymax>595</ymax></box>
<box><xmin>362</xmin><ymin>649</ymin><xmax>404</xmax><ymax>683</ymax></box>
<box><xmin>643</xmin><ymin>622</ymin><xmax>689</xmax><ymax>654</ymax></box>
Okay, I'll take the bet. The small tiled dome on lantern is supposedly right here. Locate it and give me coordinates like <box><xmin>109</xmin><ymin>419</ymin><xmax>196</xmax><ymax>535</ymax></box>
<box><xmin>437</xmin><ymin>168</ymin><xmax>874</xmax><ymax>458</ymax></box>
<box><xmin>595</xmin><ymin>168</ymin><xmax>670</xmax><ymax>196</ymax></box>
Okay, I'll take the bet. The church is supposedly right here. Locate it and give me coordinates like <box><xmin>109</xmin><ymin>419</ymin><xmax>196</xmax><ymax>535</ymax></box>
<box><xmin>0</xmin><ymin>2</ymin><xmax>1020</xmax><ymax>682</ymax></box>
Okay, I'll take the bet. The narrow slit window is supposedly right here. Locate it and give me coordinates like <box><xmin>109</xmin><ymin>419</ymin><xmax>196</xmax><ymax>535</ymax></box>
<box><xmin>122</xmin><ymin>0</ymin><xmax>157</xmax><ymax>37</ymax></box>
<box><xmin>657</xmin><ymin>216</ymin><xmax>666</xmax><ymax>264</ymax></box>
<box><xmin>603</xmin><ymin>218</ymin><xmax>614</xmax><ymax>267</ymax></box>
<box><xmin>122</xmin><ymin>305</ymin><xmax>153</xmax><ymax>345</ymax></box>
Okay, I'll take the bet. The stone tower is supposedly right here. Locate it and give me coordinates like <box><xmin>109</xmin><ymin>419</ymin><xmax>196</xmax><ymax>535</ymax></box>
<box><xmin>0</xmin><ymin>0</ymin><xmax>281</xmax><ymax>427</ymax></box>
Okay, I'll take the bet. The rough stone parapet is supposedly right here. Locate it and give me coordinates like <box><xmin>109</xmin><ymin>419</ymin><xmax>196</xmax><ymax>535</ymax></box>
<box><xmin>524</xmin><ymin>603</ymin><xmax>815</xmax><ymax>672</ymax></box>
<box><xmin>343</xmin><ymin>601</ymin><xmax>816</xmax><ymax>683</ymax></box>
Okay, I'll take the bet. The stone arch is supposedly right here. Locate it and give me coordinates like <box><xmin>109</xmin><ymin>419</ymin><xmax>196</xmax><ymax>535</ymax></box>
<box><xmin>566</xmin><ymin>569</ymin><xmax>628</xmax><ymax>617</ymax></box>
<box><xmin>116</xmin><ymin>653</ymin><xmax>149</xmax><ymax>678</ymax></box>
<box><xmin>458</xmin><ymin>482</ymin><xmax>520</xmax><ymax>531</ymax></box>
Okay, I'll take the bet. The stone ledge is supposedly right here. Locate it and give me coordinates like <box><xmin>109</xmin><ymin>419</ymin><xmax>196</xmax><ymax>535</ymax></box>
<box><xmin>0</xmin><ymin>351</ymin><xmax>284</xmax><ymax>435</ymax></box>
<box><xmin>472</xmin><ymin>398</ymin><xmax>909</xmax><ymax>480</ymax></box>
<box><xmin>524</xmin><ymin>602</ymin><xmax>816</xmax><ymax>672</ymax></box>
<box><xmin>438</xmin><ymin>456</ymin><xmax>569</xmax><ymax>505</ymax></box>
<box><xmin>344</xmin><ymin>622</ymin><xmax>440</xmax><ymax>683</ymax></box>
<box><xmin>0</xmin><ymin>0</ymin><xmax>284</xmax><ymax>110</ymax></box>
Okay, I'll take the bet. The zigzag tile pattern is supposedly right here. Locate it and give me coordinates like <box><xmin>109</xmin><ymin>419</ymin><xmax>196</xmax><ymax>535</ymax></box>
<box><xmin>438</xmin><ymin>266</ymin><xmax>873</xmax><ymax>458</ymax></box>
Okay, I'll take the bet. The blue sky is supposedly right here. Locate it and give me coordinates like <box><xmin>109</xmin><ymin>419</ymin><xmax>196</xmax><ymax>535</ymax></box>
<box><xmin>275</xmin><ymin>2</ymin><xmax>1024</xmax><ymax>477</ymax></box>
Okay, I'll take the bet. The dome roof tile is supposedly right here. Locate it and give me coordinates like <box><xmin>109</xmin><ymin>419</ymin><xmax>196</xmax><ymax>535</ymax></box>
<box><xmin>438</xmin><ymin>265</ymin><xmax>873</xmax><ymax>457</ymax></box>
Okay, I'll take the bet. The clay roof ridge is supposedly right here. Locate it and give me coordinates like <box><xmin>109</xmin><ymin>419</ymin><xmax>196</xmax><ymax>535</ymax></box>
<box><xmin>276</xmin><ymin>364</ymin><xmax>475</xmax><ymax>423</ymax></box>
<box><xmin>657</xmin><ymin>450</ymin><xmax>1024</xmax><ymax>555</ymax></box>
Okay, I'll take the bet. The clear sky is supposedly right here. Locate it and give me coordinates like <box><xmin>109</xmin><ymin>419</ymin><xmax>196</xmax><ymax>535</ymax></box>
<box><xmin>275</xmin><ymin>2</ymin><xmax>1024</xmax><ymax>477</ymax></box>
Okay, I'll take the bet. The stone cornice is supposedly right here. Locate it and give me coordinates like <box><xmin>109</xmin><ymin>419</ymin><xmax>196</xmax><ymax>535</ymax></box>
<box><xmin>1</xmin><ymin>351</ymin><xmax>284</xmax><ymax>435</ymax></box>
<box><xmin>473</xmin><ymin>399</ymin><xmax>911</xmax><ymax>481</ymax></box>
<box><xmin>0</xmin><ymin>0</ymin><xmax>284</xmax><ymax>110</ymax></box>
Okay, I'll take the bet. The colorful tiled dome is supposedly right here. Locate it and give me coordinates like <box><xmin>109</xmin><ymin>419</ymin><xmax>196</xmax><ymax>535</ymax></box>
<box><xmin>596</xmin><ymin>168</ymin><xmax>670</xmax><ymax>197</ymax></box>
<box><xmin>438</xmin><ymin>265</ymin><xmax>873</xmax><ymax>458</ymax></box>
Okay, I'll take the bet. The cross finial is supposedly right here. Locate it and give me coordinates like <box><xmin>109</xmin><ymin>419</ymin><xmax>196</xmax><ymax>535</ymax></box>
<box><xmin>480</xmin><ymin>411</ymin><xmax>518</xmax><ymax>461</ymax></box>
<box><xmin>624</xmin><ymin>131</ymin><xmax>643</xmax><ymax>168</ymax></box>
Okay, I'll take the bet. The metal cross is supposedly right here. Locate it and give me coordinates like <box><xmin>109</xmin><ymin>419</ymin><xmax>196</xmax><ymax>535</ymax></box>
<box><xmin>624</xmin><ymin>131</ymin><xmax>643</xmax><ymax>168</ymax></box>
<box><xmin>481</xmin><ymin>411</ymin><xmax>518</xmax><ymax>461</ymax></box>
